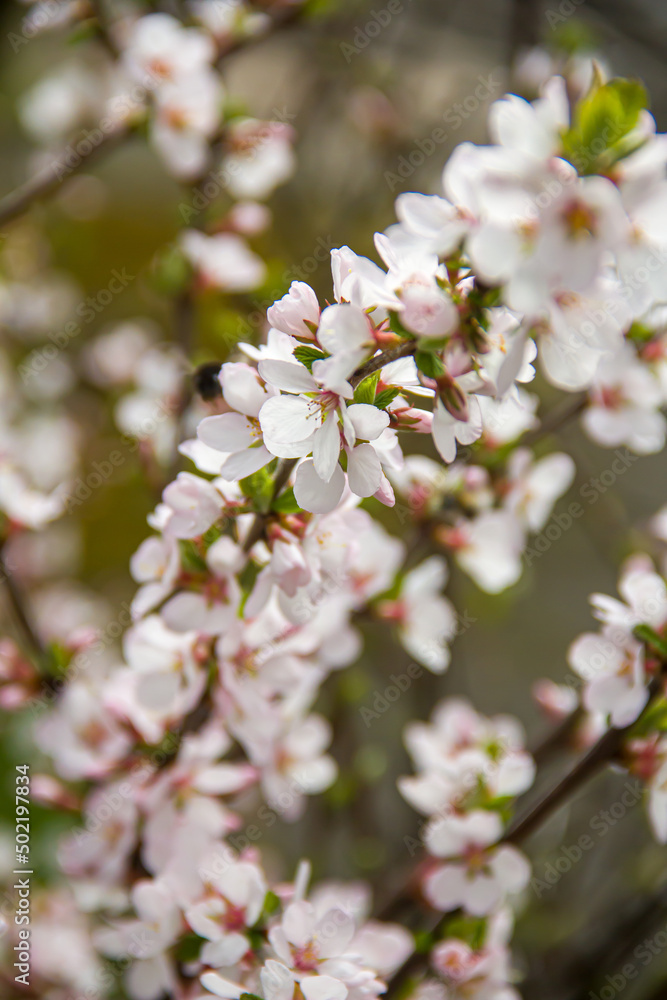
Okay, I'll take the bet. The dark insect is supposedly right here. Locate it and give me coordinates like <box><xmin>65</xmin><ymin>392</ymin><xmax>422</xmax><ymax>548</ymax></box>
<box><xmin>193</xmin><ymin>362</ymin><xmax>223</xmax><ymax>400</ymax></box>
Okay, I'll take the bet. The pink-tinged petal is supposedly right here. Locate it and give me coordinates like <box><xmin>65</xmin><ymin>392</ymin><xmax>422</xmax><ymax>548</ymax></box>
<box><xmin>260</xmin><ymin>395</ymin><xmax>320</xmax><ymax>445</ymax></box>
<box><xmin>312</xmin><ymin>414</ymin><xmax>341</xmax><ymax>483</ymax></box>
<box><xmin>567</xmin><ymin>632</ymin><xmax>624</xmax><ymax>681</ymax></box>
<box><xmin>198</xmin><ymin>413</ymin><xmax>256</xmax><ymax>452</ymax></box>
<box><xmin>259</xmin><ymin>359</ymin><xmax>318</xmax><ymax>393</ymax></box>
<box><xmin>346</xmin><ymin>403</ymin><xmax>390</xmax><ymax>441</ymax></box>
<box><xmin>292</xmin><ymin>756</ymin><xmax>338</xmax><ymax>794</ymax></box>
<box><xmin>346</xmin><ymin>443</ymin><xmax>382</xmax><ymax>497</ymax></box>
<box><xmin>294</xmin><ymin>460</ymin><xmax>345</xmax><ymax>513</ymax></box>
<box><xmin>267</xmin><ymin>281</ymin><xmax>320</xmax><ymax>338</ymax></box>
<box><xmin>193</xmin><ymin>763</ymin><xmax>258</xmax><ymax>795</ymax></box>
<box><xmin>285</xmin><ymin>715</ymin><xmax>332</xmax><ymax>757</ymax></box>
<box><xmin>373</xmin><ymin>473</ymin><xmax>395</xmax><ymax>507</ymax></box>
<box><xmin>352</xmin><ymin>922</ymin><xmax>414</xmax><ymax>976</ymax></box>
<box><xmin>464</xmin><ymin>871</ymin><xmax>503</xmax><ymax>915</ymax></box>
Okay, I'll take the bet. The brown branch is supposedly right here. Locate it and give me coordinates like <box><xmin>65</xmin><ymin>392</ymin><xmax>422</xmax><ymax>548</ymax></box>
<box><xmin>350</xmin><ymin>340</ymin><xmax>417</xmax><ymax>388</ymax></box>
<box><xmin>0</xmin><ymin>549</ymin><xmax>50</xmax><ymax>676</ymax></box>
<box><xmin>0</xmin><ymin>5</ymin><xmax>309</xmax><ymax>229</ymax></box>
<box><xmin>520</xmin><ymin>393</ymin><xmax>587</xmax><ymax>448</ymax></box>
<box><xmin>531</xmin><ymin>705</ymin><xmax>585</xmax><ymax>768</ymax></box>
<box><xmin>242</xmin><ymin>458</ymin><xmax>298</xmax><ymax>553</ymax></box>
<box><xmin>0</xmin><ymin>122</ymin><xmax>131</xmax><ymax>228</ymax></box>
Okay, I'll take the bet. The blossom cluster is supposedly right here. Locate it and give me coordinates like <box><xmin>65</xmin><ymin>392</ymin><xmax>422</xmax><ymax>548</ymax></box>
<box><xmin>5</xmin><ymin>16</ymin><xmax>667</xmax><ymax>1000</ymax></box>
<box><xmin>398</xmin><ymin>699</ymin><xmax>534</xmax><ymax>999</ymax></box>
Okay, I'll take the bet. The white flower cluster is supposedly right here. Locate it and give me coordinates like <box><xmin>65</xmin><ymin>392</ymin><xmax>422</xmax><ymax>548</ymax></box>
<box><xmin>399</xmin><ymin>699</ymin><xmax>535</xmax><ymax>1000</ymax></box>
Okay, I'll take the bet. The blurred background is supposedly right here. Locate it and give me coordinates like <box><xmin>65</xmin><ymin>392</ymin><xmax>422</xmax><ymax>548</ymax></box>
<box><xmin>2</xmin><ymin>1</ymin><xmax>667</xmax><ymax>997</ymax></box>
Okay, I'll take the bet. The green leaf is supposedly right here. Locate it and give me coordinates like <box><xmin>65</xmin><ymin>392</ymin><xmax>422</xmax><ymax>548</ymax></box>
<box><xmin>240</xmin><ymin>994</ymin><xmax>264</xmax><ymax>1000</ymax></box>
<box><xmin>562</xmin><ymin>76</ymin><xmax>648</xmax><ymax>173</ymax></box>
<box><xmin>259</xmin><ymin>890</ymin><xmax>281</xmax><ymax>921</ymax></box>
<box><xmin>294</xmin><ymin>345</ymin><xmax>326</xmax><ymax>371</ymax></box>
<box><xmin>631</xmin><ymin>698</ymin><xmax>667</xmax><ymax>736</ymax></box>
<box><xmin>353</xmin><ymin>370</ymin><xmax>381</xmax><ymax>405</ymax></box>
<box><xmin>626</xmin><ymin>321</ymin><xmax>654</xmax><ymax>344</ymax></box>
<box><xmin>388</xmin><ymin>312</ymin><xmax>414</xmax><ymax>339</ymax></box>
<box><xmin>415</xmin><ymin>350</ymin><xmax>445</xmax><ymax>379</ymax></box>
<box><xmin>413</xmin><ymin>930</ymin><xmax>432</xmax><ymax>954</ymax></box>
<box><xmin>272</xmin><ymin>487</ymin><xmax>301</xmax><ymax>514</ymax></box>
<box><xmin>179</xmin><ymin>540</ymin><xmax>208</xmax><ymax>573</ymax></box>
<box><xmin>374</xmin><ymin>387</ymin><xmax>400</xmax><ymax>409</ymax></box>
<box><xmin>175</xmin><ymin>932</ymin><xmax>206</xmax><ymax>963</ymax></box>
<box><xmin>633</xmin><ymin>623</ymin><xmax>667</xmax><ymax>661</ymax></box>
<box><xmin>442</xmin><ymin>915</ymin><xmax>488</xmax><ymax>951</ymax></box>
<box><xmin>240</xmin><ymin>465</ymin><xmax>275</xmax><ymax>512</ymax></box>
<box><xmin>151</xmin><ymin>245</ymin><xmax>192</xmax><ymax>295</ymax></box>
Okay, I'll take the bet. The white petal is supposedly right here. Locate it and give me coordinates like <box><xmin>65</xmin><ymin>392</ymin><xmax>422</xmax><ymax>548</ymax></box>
<box><xmin>313</xmin><ymin>414</ymin><xmax>341</xmax><ymax>483</ymax></box>
<box><xmin>260</xmin><ymin>395</ymin><xmax>320</xmax><ymax>445</ymax></box>
<box><xmin>294</xmin><ymin>460</ymin><xmax>345</xmax><ymax>513</ymax></box>
<box><xmin>346</xmin><ymin>403</ymin><xmax>390</xmax><ymax>441</ymax></box>
<box><xmin>259</xmin><ymin>359</ymin><xmax>318</xmax><ymax>393</ymax></box>
<box><xmin>220</xmin><ymin>445</ymin><xmax>272</xmax><ymax>480</ymax></box>
<box><xmin>198</xmin><ymin>413</ymin><xmax>255</xmax><ymax>452</ymax></box>
<box><xmin>346</xmin><ymin>444</ymin><xmax>383</xmax><ymax>498</ymax></box>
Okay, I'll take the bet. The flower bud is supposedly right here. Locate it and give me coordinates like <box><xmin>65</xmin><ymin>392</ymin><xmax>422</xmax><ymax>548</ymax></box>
<box><xmin>435</xmin><ymin>375</ymin><xmax>469</xmax><ymax>422</ymax></box>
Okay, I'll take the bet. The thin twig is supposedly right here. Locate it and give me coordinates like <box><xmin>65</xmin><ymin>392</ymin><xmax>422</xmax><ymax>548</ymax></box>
<box><xmin>0</xmin><ymin>5</ymin><xmax>308</xmax><ymax>229</ymax></box>
<box><xmin>520</xmin><ymin>394</ymin><xmax>587</xmax><ymax>448</ymax></box>
<box><xmin>0</xmin><ymin>122</ymin><xmax>130</xmax><ymax>228</ymax></box>
<box><xmin>0</xmin><ymin>550</ymin><xmax>49</xmax><ymax>672</ymax></box>
<box><xmin>350</xmin><ymin>340</ymin><xmax>417</xmax><ymax>387</ymax></box>
<box><xmin>385</xmin><ymin>676</ymin><xmax>664</xmax><ymax>997</ymax></box>
<box><xmin>531</xmin><ymin>706</ymin><xmax>585</xmax><ymax>768</ymax></box>
<box><xmin>242</xmin><ymin>458</ymin><xmax>298</xmax><ymax>553</ymax></box>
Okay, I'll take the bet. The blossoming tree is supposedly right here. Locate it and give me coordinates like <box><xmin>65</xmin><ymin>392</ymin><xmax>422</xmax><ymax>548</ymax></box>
<box><xmin>2</xmin><ymin>2</ymin><xmax>667</xmax><ymax>999</ymax></box>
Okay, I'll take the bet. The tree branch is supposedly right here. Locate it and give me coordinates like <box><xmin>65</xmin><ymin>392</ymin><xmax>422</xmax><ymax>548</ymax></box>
<box><xmin>0</xmin><ymin>5</ymin><xmax>309</xmax><ymax>229</ymax></box>
<box><xmin>384</xmin><ymin>674</ymin><xmax>664</xmax><ymax>996</ymax></box>
<box><xmin>242</xmin><ymin>458</ymin><xmax>298</xmax><ymax>553</ymax></box>
<box><xmin>350</xmin><ymin>340</ymin><xmax>417</xmax><ymax>388</ymax></box>
<box><xmin>0</xmin><ymin>122</ymin><xmax>130</xmax><ymax>228</ymax></box>
<box><xmin>0</xmin><ymin>549</ymin><xmax>49</xmax><ymax>674</ymax></box>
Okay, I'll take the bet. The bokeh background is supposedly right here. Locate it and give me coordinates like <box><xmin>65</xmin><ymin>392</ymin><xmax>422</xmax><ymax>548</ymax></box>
<box><xmin>2</xmin><ymin>1</ymin><xmax>667</xmax><ymax>997</ymax></box>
